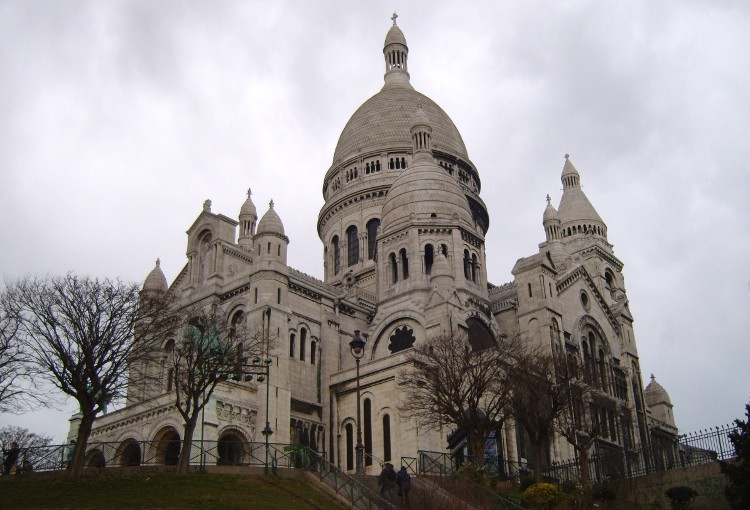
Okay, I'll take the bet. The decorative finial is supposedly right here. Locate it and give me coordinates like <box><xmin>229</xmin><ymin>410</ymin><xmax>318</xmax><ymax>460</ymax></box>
<box><xmin>247</xmin><ymin>188</ymin><xmax>252</xmax><ymax>198</ymax></box>
<box><xmin>650</xmin><ymin>374</ymin><xmax>655</xmax><ymax>381</ymax></box>
<box><xmin>564</xmin><ymin>153</ymin><xmax>570</xmax><ymax>160</ymax></box>
<box><xmin>269</xmin><ymin>199</ymin><xmax>274</xmax><ymax>209</ymax></box>
<box><xmin>203</xmin><ymin>199</ymin><xmax>212</xmax><ymax>212</ymax></box>
<box><xmin>546</xmin><ymin>194</ymin><xmax>551</xmax><ymax>205</ymax></box>
<box><xmin>391</xmin><ymin>11</ymin><xmax>398</xmax><ymax>26</ymax></box>
<box><xmin>155</xmin><ymin>258</ymin><xmax>161</xmax><ymax>267</ymax></box>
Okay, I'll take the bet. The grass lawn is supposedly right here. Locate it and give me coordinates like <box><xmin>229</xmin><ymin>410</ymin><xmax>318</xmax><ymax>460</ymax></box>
<box><xmin>0</xmin><ymin>471</ymin><xmax>347</xmax><ymax>510</ymax></box>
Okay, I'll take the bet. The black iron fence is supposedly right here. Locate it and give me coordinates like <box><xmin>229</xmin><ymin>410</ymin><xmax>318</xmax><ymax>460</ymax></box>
<box><xmin>417</xmin><ymin>423</ymin><xmax>739</xmax><ymax>485</ymax></box>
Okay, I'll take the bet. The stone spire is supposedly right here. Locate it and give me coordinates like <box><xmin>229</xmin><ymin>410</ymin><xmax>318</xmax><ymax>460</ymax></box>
<box><xmin>543</xmin><ymin>194</ymin><xmax>561</xmax><ymax>242</ymax></box>
<box><xmin>142</xmin><ymin>258</ymin><xmax>168</xmax><ymax>294</ymax></box>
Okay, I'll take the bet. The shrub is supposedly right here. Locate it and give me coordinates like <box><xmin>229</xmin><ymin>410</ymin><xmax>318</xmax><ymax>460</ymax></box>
<box><xmin>665</xmin><ymin>486</ymin><xmax>697</xmax><ymax>510</ymax></box>
<box><xmin>457</xmin><ymin>462</ymin><xmax>489</xmax><ymax>486</ymax></box>
<box><xmin>522</xmin><ymin>483</ymin><xmax>562</xmax><ymax>510</ymax></box>
<box><xmin>591</xmin><ymin>482</ymin><xmax>616</xmax><ymax>501</ymax></box>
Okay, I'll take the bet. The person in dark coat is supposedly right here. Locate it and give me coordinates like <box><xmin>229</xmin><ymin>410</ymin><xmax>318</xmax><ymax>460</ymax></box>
<box><xmin>3</xmin><ymin>442</ymin><xmax>20</xmax><ymax>475</ymax></box>
<box><xmin>377</xmin><ymin>462</ymin><xmax>398</xmax><ymax>502</ymax></box>
<box><xmin>397</xmin><ymin>465</ymin><xmax>412</xmax><ymax>507</ymax></box>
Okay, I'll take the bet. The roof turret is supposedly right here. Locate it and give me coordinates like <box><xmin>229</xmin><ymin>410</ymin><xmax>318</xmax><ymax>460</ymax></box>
<box><xmin>543</xmin><ymin>194</ymin><xmax>559</xmax><ymax>222</ymax></box>
<box><xmin>383</xmin><ymin>12</ymin><xmax>410</xmax><ymax>90</ymax></box>
<box><xmin>557</xmin><ymin>155</ymin><xmax>607</xmax><ymax>238</ymax></box>
<box><xmin>239</xmin><ymin>188</ymin><xmax>257</xmax><ymax>219</ymax></box>
<box><xmin>644</xmin><ymin>374</ymin><xmax>672</xmax><ymax>407</ymax></box>
<box><xmin>256</xmin><ymin>200</ymin><xmax>286</xmax><ymax>236</ymax></box>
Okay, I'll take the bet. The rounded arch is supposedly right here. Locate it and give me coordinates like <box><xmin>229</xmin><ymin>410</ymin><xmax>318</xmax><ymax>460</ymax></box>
<box><xmin>466</xmin><ymin>316</ymin><xmax>496</xmax><ymax>351</ymax></box>
<box><xmin>573</xmin><ymin>315</ymin><xmax>612</xmax><ymax>355</ymax></box>
<box><xmin>115</xmin><ymin>438</ymin><xmax>142</xmax><ymax>467</ymax></box>
<box><xmin>85</xmin><ymin>448</ymin><xmax>106</xmax><ymax>468</ymax></box>
<box><xmin>151</xmin><ymin>426</ymin><xmax>181</xmax><ymax>466</ymax></box>
<box><xmin>217</xmin><ymin>428</ymin><xmax>248</xmax><ymax>466</ymax></box>
<box><xmin>370</xmin><ymin>314</ymin><xmax>425</xmax><ymax>357</ymax></box>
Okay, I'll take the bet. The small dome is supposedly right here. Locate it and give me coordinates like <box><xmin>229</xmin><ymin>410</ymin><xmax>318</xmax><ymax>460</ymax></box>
<box><xmin>240</xmin><ymin>188</ymin><xmax>257</xmax><ymax>218</ymax></box>
<box><xmin>381</xmin><ymin>157</ymin><xmax>474</xmax><ymax>235</ymax></box>
<box><xmin>644</xmin><ymin>374</ymin><xmax>672</xmax><ymax>407</ymax></box>
<box><xmin>543</xmin><ymin>195</ymin><xmax>559</xmax><ymax>222</ymax></box>
<box><xmin>256</xmin><ymin>200</ymin><xmax>285</xmax><ymax>236</ymax></box>
<box><xmin>385</xmin><ymin>23</ymin><xmax>407</xmax><ymax>47</ymax></box>
<box><xmin>143</xmin><ymin>259</ymin><xmax>168</xmax><ymax>293</ymax></box>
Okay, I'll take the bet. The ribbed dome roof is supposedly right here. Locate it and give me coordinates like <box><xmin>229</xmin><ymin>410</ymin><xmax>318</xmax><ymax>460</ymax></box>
<box><xmin>257</xmin><ymin>200</ymin><xmax>285</xmax><ymax>236</ymax></box>
<box><xmin>143</xmin><ymin>259</ymin><xmax>168</xmax><ymax>293</ymax></box>
<box><xmin>239</xmin><ymin>188</ymin><xmax>257</xmax><ymax>218</ymax></box>
<box><xmin>543</xmin><ymin>196</ymin><xmax>559</xmax><ymax>222</ymax></box>
<box><xmin>381</xmin><ymin>158</ymin><xmax>474</xmax><ymax>235</ymax></box>
<box><xmin>332</xmin><ymin>89</ymin><xmax>469</xmax><ymax>165</ymax></box>
<box><xmin>645</xmin><ymin>374</ymin><xmax>672</xmax><ymax>406</ymax></box>
<box><xmin>385</xmin><ymin>24</ymin><xmax>407</xmax><ymax>47</ymax></box>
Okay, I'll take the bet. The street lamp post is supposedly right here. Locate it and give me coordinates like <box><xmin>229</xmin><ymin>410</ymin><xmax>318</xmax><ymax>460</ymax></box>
<box><xmin>349</xmin><ymin>330</ymin><xmax>366</xmax><ymax>475</ymax></box>
<box><xmin>261</xmin><ymin>360</ymin><xmax>273</xmax><ymax>475</ymax></box>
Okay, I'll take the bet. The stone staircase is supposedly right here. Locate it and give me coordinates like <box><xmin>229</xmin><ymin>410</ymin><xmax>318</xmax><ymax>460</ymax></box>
<box><xmin>353</xmin><ymin>474</ymin><xmax>478</xmax><ymax>510</ymax></box>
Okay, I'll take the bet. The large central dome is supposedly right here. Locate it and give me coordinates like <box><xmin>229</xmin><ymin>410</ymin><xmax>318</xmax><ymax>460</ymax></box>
<box><xmin>332</xmin><ymin>90</ymin><xmax>469</xmax><ymax>164</ymax></box>
<box><xmin>331</xmin><ymin>20</ymin><xmax>469</xmax><ymax>165</ymax></box>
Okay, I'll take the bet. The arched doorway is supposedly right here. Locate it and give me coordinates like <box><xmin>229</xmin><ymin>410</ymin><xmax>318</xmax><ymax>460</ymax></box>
<box><xmin>116</xmin><ymin>438</ymin><xmax>141</xmax><ymax>466</ymax></box>
<box><xmin>85</xmin><ymin>449</ymin><xmax>106</xmax><ymax>468</ymax></box>
<box><xmin>152</xmin><ymin>427</ymin><xmax>181</xmax><ymax>466</ymax></box>
<box><xmin>217</xmin><ymin>430</ymin><xmax>246</xmax><ymax>466</ymax></box>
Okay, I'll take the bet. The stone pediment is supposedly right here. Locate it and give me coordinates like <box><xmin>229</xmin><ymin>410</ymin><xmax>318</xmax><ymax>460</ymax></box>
<box><xmin>556</xmin><ymin>265</ymin><xmax>620</xmax><ymax>335</ymax></box>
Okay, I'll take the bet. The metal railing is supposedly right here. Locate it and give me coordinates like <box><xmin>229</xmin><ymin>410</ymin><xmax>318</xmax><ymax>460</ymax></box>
<box><xmin>416</xmin><ymin>451</ymin><xmax>524</xmax><ymax>509</ymax></box>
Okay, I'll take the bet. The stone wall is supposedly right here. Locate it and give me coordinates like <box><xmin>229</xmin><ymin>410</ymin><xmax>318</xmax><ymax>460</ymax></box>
<box><xmin>613</xmin><ymin>462</ymin><xmax>729</xmax><ymax>510</ymax></box>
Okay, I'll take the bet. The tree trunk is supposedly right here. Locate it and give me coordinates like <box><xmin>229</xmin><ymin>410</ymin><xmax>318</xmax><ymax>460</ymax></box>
<box><xmin>69</xmin><ymin>409</ymin><xmax>96</xmax><ymax>478</ymax></box>
<box><xmin>578</xmin><ymin>446</ymin><xmax>590</xmax><ymax>483</ymax></box>
<box><xmin>176</xmin><ymin>417</ymin><xmax>198</xmax><ymax>474</ymax></box>
<box><xmin>531</xmin><ymin>440</ymin><xmax>545</xmax><ymax>483</ymax></box>
<box><xmin>469</xmin><ymin>434</ymin><xmax>486</xmax><ymax>467</ymax></box>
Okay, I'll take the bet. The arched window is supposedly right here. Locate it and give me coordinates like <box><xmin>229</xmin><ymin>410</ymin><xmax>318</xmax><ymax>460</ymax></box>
<box><xmin>300</xmin><ymin>328</ymin><xmax>307</xmax><ymax>362</ymax></box>
<box><xmin>310</xmin><ymin>341</ymin><xmax>317</xmax><ymax>365</ymax></box>
<box><xmin>346</xmin><ymin>225</ymin><xmax>359</xmax><ymax>266</ymax></box>
<box><xmin>400</xmin><ymin>249</ymin><xmax>409</xmax><ymax>279</ymax></box>
<box><xmin>441</xmin><ymin>244</ymin><xmax>448</xmax><ymax>257</ymax></box>
<box><xmin>366</xmin><ymin>219</ymin><xmax>380</xmax><ymax>260</ymax></box>
<box><xmin>289</xmin><ymin>333</ymin><xmax>296</xmax><ymax>358</ymax></box>
<box><xmin>332</xmin><ymin>236</ymin><xmax>340</xmax><ymax>274</ymax></box>
<box><xmin>471</xmin><ymin>253</ymin><xmax>478</xmax><ymax>282</ymax></box>
<box><xmin>364</xmin><ymin>398</ymin><xmax>372</xmax><ymax>466</ymax></box>
<box><xmin>345</xmin><ymin>423</ymin><xmax>354</xmax><ymax>471</ymax></box>
<box><xmin>424</xmin><ymin>244</ymin><xmax>434</xmax><ymax>275</ymax></box>
<box><xmin>390</xmin><ymin>253</ymin><xmax>398</xmax><ymax>283</ymax></box>
<box><xmin>383</xmin><ymin>414</ymin><xmax>392</xmax><ymax>461</ymax></box>
<box><xmin>463</xmin><ymin>250</ymin><xmax>471</xmax><ymax>279</ymax></box>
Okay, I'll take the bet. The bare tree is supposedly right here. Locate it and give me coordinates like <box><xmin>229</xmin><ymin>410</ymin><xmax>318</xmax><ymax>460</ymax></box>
<box><xmin>555</xmin><ymin>386</ymin><xmax>614</xmax><ymax>483</ymax></box>
<box><xmin>165</xmin><ymin>307</ymin><xmax>268</xmax><ymax>474</ymax></box>
<box><xmin>400</xmin><ymin>332</ymin><xmax>520</xmax><ymax>467</ymax></box>
<box><xmin>0</xmin><ymin>303</ymin><xmax>37</xmax><ymax>413</ymax></box>
<box><xmin>1</xmin><ymin>274</ymin><xmax>169</xmax><ymax>477</ymax></box>
<box><xmin>507</xmin><ymin>347</ymin><xmax>579</xmax><ymax>482</ymax></box>
<box><xmin>0</xmin><ymin>425</ymin><xmax>53</xmax><ymax>469</ymax></box>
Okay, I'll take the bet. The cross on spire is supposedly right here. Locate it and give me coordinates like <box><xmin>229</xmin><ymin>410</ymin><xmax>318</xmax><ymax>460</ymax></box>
<box><xmin>269</xmin><ymin>199</ymin><xmax>275</xmax><ymax>209</ymax></box>
<box><xmin>247</xmin><ymin>188</ymin><xmax>252</xmax><ymax>198</ymax></box>
<box><xmin>546</xmin><ymin>194</ymin><xmax>551</xmax><ymax>205</ymax></box>
<box><xmin>391</xmin><ymin>11</ymin><xmax>398</xmax><ymax>26</ymax></box>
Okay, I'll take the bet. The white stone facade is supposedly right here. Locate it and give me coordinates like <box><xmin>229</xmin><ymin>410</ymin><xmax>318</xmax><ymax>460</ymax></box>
<box><xmin>86</xmin><ymin>17</ymin><xmax>675</xmax><ymax>475</ymax></box>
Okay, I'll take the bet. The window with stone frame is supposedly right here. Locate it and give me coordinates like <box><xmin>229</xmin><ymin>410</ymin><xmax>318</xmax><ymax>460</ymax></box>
<box><xmin>388</xmin><ymin>325</ymin><xmax>416</xmax><ymax>353</ymax></box>
<box><xmin>347</xmin><ymin>225</ymin><xmax>359</xmax><ymax>266</ymax></box>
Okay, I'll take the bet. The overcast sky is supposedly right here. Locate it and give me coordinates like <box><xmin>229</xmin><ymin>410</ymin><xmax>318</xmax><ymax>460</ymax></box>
<box><xmin>1</xmin><ymin>0</ymin><xmax>748</xmax><ymax>443</ymax></box>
